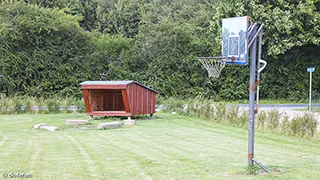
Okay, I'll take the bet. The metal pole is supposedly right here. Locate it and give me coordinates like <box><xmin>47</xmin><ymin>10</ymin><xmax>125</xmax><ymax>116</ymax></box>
<box><xmin>309</xmin><ymin>71</ymin><xmax>312</xmax><ymax>111</ymax></box>
<box><xmin>256</xmin><ymin>25</ymin><xmax>263</xmax><ymax>112</ymax></box>
<box><xmin>0</xmin><ymin>75</ymin><xmax>2</xmax><ymax>102</ymax></box>
<box><xmin>248</xmin><ymin>25</ymin><xmax>263</xmax><ymax>49</ymax></box>
<box><xmin>248</xmin><ymin>26</ymin><xmax>257</xmax><ymax>166</ymax></box>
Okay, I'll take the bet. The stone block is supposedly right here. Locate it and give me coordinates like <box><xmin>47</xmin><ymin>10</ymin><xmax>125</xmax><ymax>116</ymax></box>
<box><xmin>123</xmin><ymin>119</ymin><xmax>135</xmax><ymax>126</ymax></box>
<box><xmin>66</xmin><ymin>120</ymin><xmax>88</xmax><ymax>125</ymax></box>
<box><xmin>97</xmin><ymin>122</ymin><xmax>122</xmax><ymax>130</ymax></box>
<box><xmin>40</xmin><ymin>125</ymin><xmax>60</xmax><ymax>131</ymax></box>
<box><xmin>34</xmin><ymin>123</ymin><xmax>48</xmax><ymax>129</ymax></box>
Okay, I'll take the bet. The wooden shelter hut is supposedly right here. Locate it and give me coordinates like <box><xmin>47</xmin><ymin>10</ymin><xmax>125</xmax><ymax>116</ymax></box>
<box><xmin>80</xmin><ymin>81</ymin><xmax>157</xmax><ymax>118</ymax></box>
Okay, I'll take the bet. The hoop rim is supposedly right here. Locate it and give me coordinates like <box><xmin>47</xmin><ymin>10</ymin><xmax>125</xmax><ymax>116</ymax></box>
<box><xmin>197</xmin><ymin>56</ymin><xmax>226</xmax><ymax>59</ymax></box>
<box><xmin>197</xmin><ymin>56</ymin><xmax>240</xmax><ymax>64</ymax></box>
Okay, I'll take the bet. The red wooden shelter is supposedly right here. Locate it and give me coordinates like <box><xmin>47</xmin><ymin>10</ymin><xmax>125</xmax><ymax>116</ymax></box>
<box><xmin>80</xmin><ymin>81</ymin><xmax>157</xmax><ymax>117</ymax></box>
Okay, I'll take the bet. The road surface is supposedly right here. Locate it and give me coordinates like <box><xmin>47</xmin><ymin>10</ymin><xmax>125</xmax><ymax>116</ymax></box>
<box><xmin>237</xmin><ymin>104</ymin><xmax>320</xmax><ymax>110</ymax></box>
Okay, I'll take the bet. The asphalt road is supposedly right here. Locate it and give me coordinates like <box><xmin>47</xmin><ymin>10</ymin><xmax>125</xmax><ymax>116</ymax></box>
<box><xmin>237</xmin><ymin>104</ymin><xmax>320</xmax><ymax>110</ymax></box>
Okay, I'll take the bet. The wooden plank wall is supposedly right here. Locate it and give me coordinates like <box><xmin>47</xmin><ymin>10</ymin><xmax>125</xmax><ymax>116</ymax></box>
<box><xmin>127</xmin><ymin>83</ymin><xmax>156</xmax><ymax>116</ymax></box>
<box><xmin>88</xmin><ymin>89</ymin><xmax>125</xmax><ymax>111</ymax></box>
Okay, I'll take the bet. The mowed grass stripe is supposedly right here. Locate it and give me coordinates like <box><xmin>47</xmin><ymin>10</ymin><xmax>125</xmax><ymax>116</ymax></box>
<box><xmin>62</xmin><ymin>131</ymin><xmax>146</xmax><ymax>179</ymax></box>
<box><xmin>64</xmin><ymin>134</ymin><xmax>99</xmax><ymax>178</ymax></box>
<box><xmin>138</xmin><ymin>115</ymin><xmax>248</xmax><ymax>141</ymax></box>
<box><xmin>106</xmin><ymin>137</ymin><xmax>154</xmax><ymax>180</ymax></box>
<box><xmin>127</xmin><ymin>116</ymin><xmax>320</xmax><ymax>178</ymax></box>
<box><xmin>1</xmin><ymin>113</ymin><xmax>320</xmax><ymax>179</ymax></box>
<box><xmin>135</xmin><ymin>117</ymin><xmax>248</xmax><ymax>158</ymax></box>
<box><xmin>95</xmin><ymin>123</ymin><xmax>246</xmax><ymax>178</ymax></box>
<box><xmin>90</xmin><ymin>129</ymin><xmax>194</xmax><ymax>179</ymax></box>
<box><xmin>254</xmin><ymin>133</ymin><xmax>320</xmax><ymax>155</ymax></box>
<box><xmin>97</xmin><ymin>132</ymin><xmax>211</xmax><ymax>179</ymax></box>
<box><xmin>0</xmin><ymin>132</ymin><xmax>99</xmax><ymax>179</ymax></box>
<box><xmin>155</xmin><ymin>115</ymin><xmax>320</xmax><ymax>167</ymax></box>
<box><xmin>0</xmin><ymin>135</ymin><xmax>8</xmax><ymax>147</ymax></box>
<box><xmin>31</xmin><ymin>133</ymin><xmax>99</xmax><ymax>179</ymax></box>
<box><xmin>131</xmin><ymin>128</ymin><xmax>247</xmax><ymax>164</ymax></box>
<box><xmin>0</xmin><ymin>134</ymin><xmax>34</xmax><ymax>172</ymax></box>
<box><xmin>66</xmin><ymin>131</ymin><xmax>157</xmax><ymax>179</ymax></box>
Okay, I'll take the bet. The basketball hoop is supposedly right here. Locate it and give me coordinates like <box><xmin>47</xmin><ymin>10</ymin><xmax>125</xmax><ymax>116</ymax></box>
<box><xmin>197</xmin><ymin>56</ymin><xmax>226</xmax><ymax>78</ymax></box>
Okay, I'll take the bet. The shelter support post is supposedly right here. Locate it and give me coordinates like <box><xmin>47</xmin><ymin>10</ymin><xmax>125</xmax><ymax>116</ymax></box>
<box><xmin>82</xmin><ymin>90</ymin><xmax>91</xmax><ymax>113</ymax></box>
<box><xmin>121</xmin><ymin>89</ymin><xmax>131</xmax><ymax>113</ymax></box>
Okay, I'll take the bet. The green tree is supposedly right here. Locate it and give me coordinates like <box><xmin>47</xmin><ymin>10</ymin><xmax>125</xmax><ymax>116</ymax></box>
<box><xmin>24</xmin><ymin>0</ymin><xmax>68</xmax><ymax>8</ymax></box>
<box><xmin>210</xmin><ymin>0</ymin><xmax>320</xmax><ymax>57</ymax></box>
<box><xmin>96</xmin><ymin>0</ymin><xmax>143</xmax><ymax>37</ymax></box>
<box><xmin>130</xmin><ymin>0</ymin><xmax>222</xmax><ymax>98</ymax></box>
<box><xmin>208</xmin><ymin>0</ymin><xmax>320</xmax><ymax>100</ymax></box>
<box><xmin>67</xmin><ymin>0</ymin><xmax>99</xmax><ymax>31</ymax></box>
<box><xmin>0</xmin><ymin>1</ymin><xmax>94</xmax><ymax>97</ymax></box>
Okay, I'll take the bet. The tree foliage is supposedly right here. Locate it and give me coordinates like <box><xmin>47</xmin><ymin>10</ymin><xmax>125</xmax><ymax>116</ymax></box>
<box><xmin>0</xmin><ymin>1</ymin><xmax>94</xmax><ymax>97</ymax></box>
<box><xmin>0</xmin><ymin>0</ymin><xmax>319</xmax><ymax>101</ymax></box>
<box><xmin>209</xmin><ymin>0</ymin><xmax>320</xmax><ymax>100</ymax></box>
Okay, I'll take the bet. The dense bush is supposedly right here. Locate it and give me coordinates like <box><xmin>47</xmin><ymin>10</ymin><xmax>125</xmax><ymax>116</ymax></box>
<box><xmin>0</xmin><ymin>95</ymin><xmax>84</xmax><ymax>114</ymax></box>
<box><xmin>161</xmin><ymin>98</ymin><xmax>185</xmax><ymax>114</ymax></box>
<box><xmin>0</xmin><ymin>1</ymin><xmax>94</xmax><ymax>97</ymax></box>
<box><xmin>288</xmin><ymin>113</ymin><xmax>318</xmax><ymax>138</ymax></box>
<box><xmin>162</xmin><ymin>98</ymin><xmax>319</xmax><ymax>138</ymax></box>
<box><xmin>0</xmin><ymin>0</ymin><xmax>319</xmax><ymax>101</ymax></box>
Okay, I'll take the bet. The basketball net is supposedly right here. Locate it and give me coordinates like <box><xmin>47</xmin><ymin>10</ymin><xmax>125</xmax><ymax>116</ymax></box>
<box><xmin>198</xmin><ymin>57</ymin><xmax>226</xmax><ymax>78</ymax></box>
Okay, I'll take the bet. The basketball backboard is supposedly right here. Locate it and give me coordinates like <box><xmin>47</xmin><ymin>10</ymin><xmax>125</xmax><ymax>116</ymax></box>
<box><xmin>222</xmin><ymin>16</ymin><xmax>249</xmax><ymax>65</ymax></box>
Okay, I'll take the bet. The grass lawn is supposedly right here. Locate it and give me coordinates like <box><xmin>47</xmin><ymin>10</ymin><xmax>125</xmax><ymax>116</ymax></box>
<box><xmin>1</xmin><ymin>113</ymin><xmax>320</xmax><ymax>179</ymax></box>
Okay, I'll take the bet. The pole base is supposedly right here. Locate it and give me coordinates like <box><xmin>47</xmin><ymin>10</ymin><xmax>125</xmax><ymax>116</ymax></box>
<box><xmin>252</xmin><ymin>159</ymin><xmax>269</xmax><ymax>173</ymax></box>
